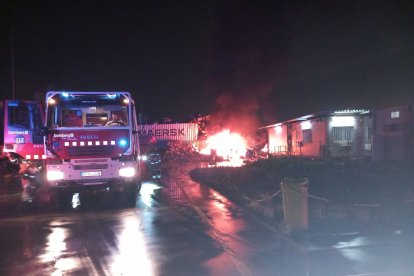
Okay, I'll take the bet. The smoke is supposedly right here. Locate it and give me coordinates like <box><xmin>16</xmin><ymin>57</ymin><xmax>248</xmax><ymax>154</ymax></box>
<box><xmin>207</xmin><ymin>0</ymin><xmax>285</xmax><ymax>136</ymax></box>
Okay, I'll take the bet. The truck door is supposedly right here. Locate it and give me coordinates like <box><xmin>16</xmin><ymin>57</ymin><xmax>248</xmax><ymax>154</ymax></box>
<box><xmin>3</xmin><ymin>100</ymin><xmax>45</xmax><ymax>161</ymax></box>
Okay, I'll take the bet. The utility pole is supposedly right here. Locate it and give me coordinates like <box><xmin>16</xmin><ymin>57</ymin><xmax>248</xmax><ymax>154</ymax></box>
<box><xmin>11</xmin><ymin>29</ymin><xmax>15</xmax><ymax>99</ymax></box>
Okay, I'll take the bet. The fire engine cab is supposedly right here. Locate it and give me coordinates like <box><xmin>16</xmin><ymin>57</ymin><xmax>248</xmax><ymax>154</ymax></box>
<box><xmin>44</xmin><ymin>91</ymin><xmax>141</xmax><ymax>205</ymax></box>
<box><xmin>1</xmin><ymin>100</ymin><xmax>45</xmax><ymax>168</ymax></box>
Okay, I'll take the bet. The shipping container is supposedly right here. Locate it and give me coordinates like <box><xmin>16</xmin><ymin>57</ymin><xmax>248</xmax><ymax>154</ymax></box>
<box><xmin>138</xmin><ymin>123</ymin><xmax>199</xmax><ymax>143</ymax></box>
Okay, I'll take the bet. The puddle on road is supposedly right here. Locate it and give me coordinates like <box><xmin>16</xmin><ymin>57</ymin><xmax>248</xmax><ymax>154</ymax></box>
<box><xmin>140</xmin><ymin>182</ymin><xmax>162</xmax><ymax>207</ymax></box>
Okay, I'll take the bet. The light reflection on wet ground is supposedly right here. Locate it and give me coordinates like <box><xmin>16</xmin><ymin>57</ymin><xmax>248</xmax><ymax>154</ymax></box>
<box><xmin>307</xmin><ymin>230</ymin><xmax>414</xmax><ymax>275</ymax></box>
<box><xmin>0</xmin><ymin>166</ymin><xmax>414</xmax><ymax>275</ymax></box>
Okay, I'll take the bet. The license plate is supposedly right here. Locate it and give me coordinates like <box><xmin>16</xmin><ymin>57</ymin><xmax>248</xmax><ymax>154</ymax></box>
<box><xmin>81</xmin><ymin>171</ymin><xmax>101</xmax><ymax>177</ymax></box>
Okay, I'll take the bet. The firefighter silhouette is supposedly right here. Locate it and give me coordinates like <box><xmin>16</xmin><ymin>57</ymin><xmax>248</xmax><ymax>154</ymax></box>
<box><xmin>106</xmin><ymin>112</ymin><xmax>126</xmax><ymax>126</ymax></box>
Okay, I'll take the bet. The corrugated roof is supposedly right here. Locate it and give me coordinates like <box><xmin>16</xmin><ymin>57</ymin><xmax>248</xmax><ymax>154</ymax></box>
<box><xmin>260</xmin><ymin>109</ymin><xmax>371</xmax><ymax>129</ymax></box>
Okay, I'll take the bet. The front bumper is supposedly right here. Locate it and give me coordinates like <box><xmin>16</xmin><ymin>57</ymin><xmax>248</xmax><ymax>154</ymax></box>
<box><xmin>47</xmin><ymin>178</ymin><xmax>138</xmax><ymax>192</ymax></box>
<box><xmin>46</xmin><ymin>158</ymin><xmax>139</xmax><ymax>187</ymax></box>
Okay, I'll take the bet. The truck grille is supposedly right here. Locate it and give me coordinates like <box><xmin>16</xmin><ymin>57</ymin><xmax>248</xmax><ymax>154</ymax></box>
<box><xmin>67</xmin><ymin>146</ymin><xmax>114</xmax><ymax>157</ymax></box>
<box><xmin>72</xmin><ymin>164</ymin><xmax>109</xmax><ymax>170</ymax></box>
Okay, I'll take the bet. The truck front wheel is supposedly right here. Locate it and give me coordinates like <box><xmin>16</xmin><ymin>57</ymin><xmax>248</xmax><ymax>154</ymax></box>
<box><xmin>123</xmin><ymin>180</ymin><xmax>141</xmax><ymax>208</ymax></box>
<box><xmin>56</xmin><ymin>189</ymin><xmax>74</xmax><ymax>210</ymax></box>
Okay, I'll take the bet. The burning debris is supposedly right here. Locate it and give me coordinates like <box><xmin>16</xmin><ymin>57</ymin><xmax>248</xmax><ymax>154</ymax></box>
<box><xmin>195</xmin><ymin>128</ymin><xmax>268</xmax><ymax>167</ymax></box>
<box><xmin>199</xmin><ymin>129</ymin><xmax>248</xmax><ymax>167</ymax></box>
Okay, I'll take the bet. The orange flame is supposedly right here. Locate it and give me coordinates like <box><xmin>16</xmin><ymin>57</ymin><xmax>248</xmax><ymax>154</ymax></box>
<box><xmin>199</xmin><ymin>129</ymin><xmax>247</xmax><ymax>167</ymax></box>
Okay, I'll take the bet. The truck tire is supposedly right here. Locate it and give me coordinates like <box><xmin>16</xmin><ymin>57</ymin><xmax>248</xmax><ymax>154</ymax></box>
<box><xmin>56</xmin><ymin>189</ymin><xmax>73</xmax><ymax>210</ymax></box>
<box><xmin>124</xmin><ymin>181</ymin><xmax>141</xmax><ymax>208</ymax></box>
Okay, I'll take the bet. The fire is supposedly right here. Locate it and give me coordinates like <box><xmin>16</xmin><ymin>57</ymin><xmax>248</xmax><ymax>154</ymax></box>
<box><xmin>199</xmin><ymin>129</ymin><xmax>247</xmax><ymax>167</ymax></box>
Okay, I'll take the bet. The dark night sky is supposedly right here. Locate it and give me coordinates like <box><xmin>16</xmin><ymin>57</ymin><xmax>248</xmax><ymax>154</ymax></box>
<box><xmin>1</xmin><ymin>0</ymin><xmax>413</xmax><ymax>124</ymax></box>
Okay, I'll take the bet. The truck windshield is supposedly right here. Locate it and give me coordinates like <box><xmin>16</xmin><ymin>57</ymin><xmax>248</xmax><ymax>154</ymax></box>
<box><xmin>8</xmin><ymin>103</ymin><xmax>31</xmax><ymax>129</ymax></box>
<box><xmin>47</xmin><ymin>94</ymin><xmax>130</xmax><ymax>128</ymax></box>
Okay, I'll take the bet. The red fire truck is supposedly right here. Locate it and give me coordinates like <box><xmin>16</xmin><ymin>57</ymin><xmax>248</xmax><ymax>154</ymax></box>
<box><xmin>43</xmin><ymin>91</ymin><xmax>142</xmax><ymax>205</ymax></box>
<box><xmin>1</xmin><ymin>100</ymin><xmax>45</xmax><ymax>176</ymax></box>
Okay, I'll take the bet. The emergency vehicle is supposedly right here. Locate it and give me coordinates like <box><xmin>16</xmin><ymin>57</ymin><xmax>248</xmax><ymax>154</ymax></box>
<box><xmin>1</xmin><ymin>100</ymin><xmax>45</xmax><ymax>169</ymax></box>
<box><xmin>44</xmin><ymin>91</ymin><xmax>141</xmax><ymax>205</ymax></box>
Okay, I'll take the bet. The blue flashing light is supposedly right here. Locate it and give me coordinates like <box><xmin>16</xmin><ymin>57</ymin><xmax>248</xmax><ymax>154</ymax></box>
<box><xmin>62</xmin><ymin>92</ymin><xmax>69</xmax><ymax>98</ymax></box>
<box><xmin>107</xmin><ymin>94</ymin><xmax>117</xmax><ymax>99</ymax></box>
<box><xmin>118</xmin><ymin>139</ymin><xmax>128</xmax><ymax>147</ymax></box>
<box><xmin>7</xmin><ymin>101</ymin><xmax>19</xmax><ymax>107</ymax></box>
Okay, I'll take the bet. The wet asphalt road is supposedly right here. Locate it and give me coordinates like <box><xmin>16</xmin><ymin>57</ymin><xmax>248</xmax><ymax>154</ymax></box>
<box><xmin>0</xmin><ymin>162</ymin><xmax>414</xmax><ymax>276</ymax></box>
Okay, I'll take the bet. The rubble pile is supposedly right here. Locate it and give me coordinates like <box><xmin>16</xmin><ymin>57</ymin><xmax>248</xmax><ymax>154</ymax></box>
<box><xmin>163</xmin><ymin>141</ymin><xmax>206</xmax><ymax>162</ymax></box>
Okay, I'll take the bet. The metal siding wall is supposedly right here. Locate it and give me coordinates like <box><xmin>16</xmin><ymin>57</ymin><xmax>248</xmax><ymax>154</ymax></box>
<box><xmin>291</xmin><ymin>122</ymin><xmax>301</xmax><ymax>156</ymax></box>
<box><xmin>307</xmin><ymin>120</ymin><xmax>327</xmax><ymax>157</ymax></box>
<box><xmin>354</xmin><ymin>117</ymin><xmax>363</xmax><ymax>156</ymax></box>
<box><xmin>372</xmin><ymin>109</ymin><xmax>385</xmax><ymax>160</ymax></box>
<box><xmin>138</xmin><ymin>123</ymin><xmax>198</xmax><ymax>142</ymax></box>
<box><xmin>268</xmin><ymin>127</ymin><xmax>277</xmax><ymax>154</ymax></box>
<box><xmin>295</xmin><ymin>120</ymin><xmax>326</xmax><ymax>157</ymax></box>
<box><xmin>373</xmin><ymin>105</ymin><xmax>413</xmax><ymax>161</ymax></box>
<box><xmin>290</xmin><ymin>122</ymin><xmax>300</xmax><ymax>155</ymax></box>
<box><xmin>361</xmin><ymin>116</ymin><xmax>373</xmax><ymax>157</ymax></box>
<box><xmin>268</xmin><ymin>125</ymin><xmax>288</xmax><ymax>155</ymax></box>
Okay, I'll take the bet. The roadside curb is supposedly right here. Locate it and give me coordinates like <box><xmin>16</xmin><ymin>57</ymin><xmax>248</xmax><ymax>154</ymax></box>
<box><xmin>183</xmin><ymin>162</ymin><xmax>310</xmax><ymax>253</ymax></box>
<box><xmin>225</xmin><ymin>194</ymin><xmax>309</xmax><ymax>252</ymax></box>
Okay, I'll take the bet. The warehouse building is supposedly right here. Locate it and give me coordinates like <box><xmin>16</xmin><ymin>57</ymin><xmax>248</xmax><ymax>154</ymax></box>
<box><xmin>264</xmin><ymin>110</ymin><xmax>372</xmax><ymax>159</ymax></box>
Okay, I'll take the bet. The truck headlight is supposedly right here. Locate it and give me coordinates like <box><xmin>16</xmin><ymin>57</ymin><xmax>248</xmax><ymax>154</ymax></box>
<box><xmin>47</xmin><ymin>170</ymin><xmax>64</xmax><ymax>181</ymax></box>
<box><xmin>139</xmin><ymin>155</ymin><xmax>148</xmax><ymax>161</ymax></box>
<box><xmin>119</xmin><ymin>167</ymin><xmax>136</xmax><ymax>177</ymax></box>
